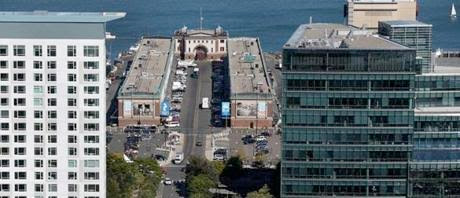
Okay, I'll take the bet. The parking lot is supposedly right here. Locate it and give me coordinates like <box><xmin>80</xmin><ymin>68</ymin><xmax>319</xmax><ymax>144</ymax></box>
<box><xmin>227</xmin><ymin>129</ymin><xmax>280</xmax><ymax>166</ymax></box>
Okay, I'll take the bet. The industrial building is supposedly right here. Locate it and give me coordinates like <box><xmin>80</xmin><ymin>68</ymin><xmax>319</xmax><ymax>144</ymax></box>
<box><xmin>345</xmin><ymin>0</ymin><xmax>417</xmax><ymax>30</ymax></box>
<box><xmin>0</xmin><ymin>11</ymin><xmax>125</xmax><ymax>197</ymax></box>
<box><xmin>227</xmin><ymin>38</ymin><xmax>274</xmax><ymax>129</ymax></box>
<box><xmin>117</xmin><ymin>38</ymin><xmax>174</xmax><ymax>127</ymax></box>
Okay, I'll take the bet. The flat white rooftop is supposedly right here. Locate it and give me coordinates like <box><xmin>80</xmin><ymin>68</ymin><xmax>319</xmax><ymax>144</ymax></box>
<box><xmin>0</xmin><ymin>11</ymin><xmax>126</xmax><ymax>23</ymax></box>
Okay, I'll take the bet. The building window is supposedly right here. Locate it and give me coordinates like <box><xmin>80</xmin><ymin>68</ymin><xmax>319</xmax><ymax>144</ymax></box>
<box><xmin>67</xmin><ymin>86</ymin><xmax>77</xmax><ymax>94</ymax></box>
<box><xmin>68</xmin><ymin>135</ymin><xmax>77</xmax><ymax>143</ymax></box>
<box><xmin>67</xmin><ymin>74</ymin><xmax>77</xmax><ymax>82</ymax></box>
<box><xmin>0</xmin><ymin>45</ymin><xmax>7</xmax><ymax>56</ymax></box>
<box><xmin>34</xmin><ymin>147</ymin><xmax>43</xmax><ymax>156</ymax></box>
<box><xmin>34</xmin><ymin>111</ymin><xmax>43</xmax><ymax>119</ymax></box>
<box><xmin>13</xmin><ymin>86</ymin><xmax>26</xmax><ymax>94</ymax></box>
<box><xmin>84</xmin><ymin>135</ymin><xmax>99</xmax><ymax>143</ymax></box>
<box><xmin>84</xmin><ymin>160</ymin><xmax>99</xmax><ymax>167</ymax></box>
<box><xmin>47</xmin><ymin>61</ymin><xmax>56</xmax><ymax>69</ymax></box>
<box><xmin>34</xmin><ymin>123</ymin><xmax>43</xmax><ymax>131</ymax></box>
<box><xmin>48</xmin><ymin>123</ymin><xmax>57</xmax><ymax>131</ymax></box>
<box><xmin>48</xmin><ymin>147</ymin><xmax>57</xmax><ymax>155</ymax></box>
<box><xmin>33</xmin><ymin>45</ymin><xmax>42</xmax><ymax>56</ymax></box>
<box><xmin>220</xmin><ymin>47</ymin><xmax>225</xmax><ymax>51</ymax></box>
<box><xmin>47</xmin><ymin>86</ymin><xmax>56</xmax><ymax>94</ymax></box>
<box><xmin>68</xmin><ymin>98</ymin><xmax>77</xmax><ymax>107</ymax></box>
<box><xmin>68</xmin><ymin>160</ymin><xmax>77</xmax><ymax>168</ymax></box>
<box><xmin>35</xmin><ymin>184</ymin><xmax>43</xmax><ymax>192</ymax></box>
<box><xmin>68</xmin><ymin>111</ymin><xmax>77</xmax><ymax>119</ymax></box>
<box><xmin>84</xmin><ymin>46</ymin><xmax>99</xmax><ymax>57</ymax></box>
<box><xmin>0</xmin><ymin>61</ymin><xmax>7</xmax><ymax>69</ymax></box>
<box><xmin>84</xmin><ymin>184</ymin><xmax>99</xmax><ymax>192</ymax></box>
<box><xmin>14</xmin><ymin>135</ymin><xmax>26</xmax><ymax>143</ymax></box>
<box><xmin>84</xmin><ymin>172</ymin><xmax>99</xmax><ymax>180</ymax></box>
<box><xmin>67</xmin><ymin>45</ymin><xmax>76</xmax><ymax>57</ymax></box>
<box><xmin>48</xmin><ymin>135</ymin><xmax>57</xmax><ymax>143</ymax></box>
<box><xmin>47</xmin><ymin>73</ymin><xmax>56</xmax><ymax>81</ymax></box>
<box><xmin>34</xmin><ymin>135</ymin><xmax>43</xmax><ymax>143</ymax></box>
<box><xmin>0</xmin><ymin>111</ymin><xmax>7</xmax><ymax>118</ymax></box>
<box><xmin>68</xmin><ymin>172</ymin><xmax>77</xmax><ymax>180</ymax></box>
<box><xmin>67</xmin><ymin>61</ymin><xmax>77</xmax><ymax>69</ymax></box>
<box><xmin>14</xmin><ymin>147</ymin><xmax>26</xmax><ymax>155</ymax></box>
<box><xmin>47</xmin><ymin>45</ymin><xmax>56</xmax><ymax>57</ymax></box>
<box><xmin>84</xmin><ymin>111</ymin><xmax>99</xmax><ymax>119</ymax></box>
<box><xmin>68</xmin><ymin>147</ymin><xmax>77</xmax><ymax>156</ymax></box>
<box><xmin>68</xmin><ymin>123</ymin><xmax>77</xmax><ymax>131</ymax></box>
<box><xmin>48</xmin><ymin>160</ymin><xmax>57</xmax><ymax>168</ymax></box>
<box><xmin>33</xmin><ymin>61</ymin><xmax>43</xmax><ymax>69</ymax></box>
<box><xmin>35</xmin><ymin>171</ymin><xmax>43</xmax><ymax>179</ymax></box>
<box><xmin>48</xmin><ymin>183</ymin><xmax>57</xmax><ymax>192</ymax></box>
<box><xmin>0</xmin><ymin>86</ymin><xmax>7</xmax><ymax>93</ymax></box>
<box><xmin>34</xmin><ymin>73</ymin><xmax>43</xmax><ymax>82</ymax></box>
<box><xmin>14</xmin><ymin>184</ymin><xmax>26</xmax><ymax>192</ymax></box>
<box><xmin>47</xmin><ymin>98</ymin><xmax>57</xmax><ymax>106</ymax></box>
<box><xmin>13</xmin><ymin>61</ymin><xmax>25</xmax><ymax>69</ymax></box>
<box><xmin>68</xmin><ymin>184</ymin><xmax>78</xmax><ymax>192</ymax></box>
<box><xmin>84</xmin><ymin>61</ymin><xmax>99</xmax><ymax>69</ymax></box>
<box><xmin>48</xmin><ymin>111</ymin><xmax>57</xmax><ymax>119</ymax></box>
<box><xmin>13</xmin><ymin>73</ymin><xmax>25</xmax><ymax>81</ymax></box>
<box><xmin>84</xmin><ymin>98</ymin><xmax>99</xmax><ymax>106</ymax></box>
<box><xmin>84</xmin><ymin>148</ymin><xmax>99</xmax><ymax>156</ymax></box>
<box><xmin>0</xmin><ymin>73</ymin><xmax>7</xmax><ymax>81</ymax></box>
<box><xmin>84</xmin><ymin>74</ymin><xmax>98</xmax><ymax>82</ymax></box>
<box><xmin>33</xmin><ymin>86</ymin><xmax>43</xmax><ymax>94</ymax></box>
<box><xmin>84</xmin><ymin>86</ymin><xmax>99</xmax><ymax>94</ymax></box>
<box><xmin>13</xmin><ymin>45</ymin><xmax>25</xmax><ymax>56</ymax></box>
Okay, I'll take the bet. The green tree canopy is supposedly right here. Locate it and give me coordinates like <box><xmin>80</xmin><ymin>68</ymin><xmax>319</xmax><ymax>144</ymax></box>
<box><xmin>187</xmin><ymin>174</ymin><xmax>216</xmax><ymax>198</ymax></box>
<box><xmin>247</xmin><ymin>185</ymin><xmax>273</xmax><ymax>198</ymax></box>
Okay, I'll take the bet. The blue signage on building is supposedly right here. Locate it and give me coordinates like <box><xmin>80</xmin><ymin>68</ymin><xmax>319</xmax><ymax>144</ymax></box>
<box><xmin>160</xmin><ymin>99</ymin><xmax>170</xmax><ymax>117</ymax></box>
<box><xmin>221</xmin><ymin>102</ymin><xmax>230</xmax><ymax>118</ymax></box>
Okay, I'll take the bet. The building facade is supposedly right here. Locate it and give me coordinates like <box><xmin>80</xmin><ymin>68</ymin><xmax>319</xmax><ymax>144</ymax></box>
<box><xmin>409</xmin><ymin>51</ymin><xmax>460</xmax><ymax>197</ymax></box>
<box><xmin>281</xmin><ymin>23</ymin><xmax>417</xmax><ymax>197</ymax></box>
<box><xmin>379</xmin><ymin>20</ymin><xmax>433</xmax><ymax>73</ymax></box>
<box><xmin>174</xmin><ymin>26</ymin><xmax>228</xmax><ymax>60</ymax></box>
<box><xmin>0</xmin><ymin>11</ymin><xmax>124</xmax><ymax>197</ymax></box>
<box><xmin>345</xmin><ymin>0</ymin><xmax>417</xmax><ymax>30</ymax></box>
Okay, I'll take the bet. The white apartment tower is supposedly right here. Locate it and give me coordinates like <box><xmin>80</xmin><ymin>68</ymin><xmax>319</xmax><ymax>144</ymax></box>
<box><xmin>0</xmin><ymin>11</ymin><xmax>125</xmax><ymax>198</ymax></box>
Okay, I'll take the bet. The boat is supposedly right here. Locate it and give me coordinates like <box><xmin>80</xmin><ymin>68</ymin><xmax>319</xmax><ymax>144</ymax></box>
<box><xmin>451</xmin><ymin>3</ymin><xmax>457</xmax><ymax>18</ymax></box>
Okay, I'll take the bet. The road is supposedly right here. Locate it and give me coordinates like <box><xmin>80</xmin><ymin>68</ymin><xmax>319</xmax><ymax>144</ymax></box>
<box><xmin>106</xmin><ymin>58</ymin><xmax>131</xmax><ymax>124</ymax></box>
<box><xmin>181</xmin><ymin>61</ymin><xmax>213</xmax><ymax>160</ymax></box>
<box><xmin>162</xmin><ymin>165</ymin><xmax>186</xmax><ymax>198</ymax></box>
<box><xmin>162</xmin><ymin>61</ymin><xmax>213</xmax><ymax>198</ymax></box>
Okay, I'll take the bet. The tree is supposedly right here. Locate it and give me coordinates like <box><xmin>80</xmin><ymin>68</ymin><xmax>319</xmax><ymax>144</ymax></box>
<box><xmin>222</xmin><ymin>156</ymin><xmax>243</xmax><ymax>179</ymax></box>
<box><xmin>247</xmin><ymin>185</ymin><xmax>273</xmax><ymax>198</ymax></box>
<box><xmin>186</xmin><ymin>155</ymin><xmax>219</xmax><ymax>182</ymax></box>
<box><xmin>211</xmin><ymin>161</ymin><xmax>225</xmax><ymax>176</ymax></box>
<box><xmin>271</xmin><ymin>162</ymin><xmax>281</xmax><ymax>198</ymax></box>
<box><xmin>107</xmin><ymin>153</ymin><xmax>162</xmax><ymax>198</ymax></box>
<box><xmin>187</xmin><ymin>174</ymin><xmax>216</xmax><ymax>198</ymax></box>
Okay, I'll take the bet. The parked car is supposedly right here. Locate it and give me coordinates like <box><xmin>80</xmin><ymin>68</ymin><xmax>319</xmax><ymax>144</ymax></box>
<box><xmin>256</xmin><ymin>140</ymin><xmax>268</xmax><ymax>146</ymax></box>
<box><xmin>164</xmin><ymin>178</ymin><xmax>173</xmax><ymax>185</ymax></box>
<box><xmin>255</xmin><ymin>135</ymin><xmax>267</xmax><ymax>142</ymax></box>
<box><xmin>195</xmin><ymin>141</ymin><xmax>203</xmax><ymax>147</ymax></box>
<box><xmin>242</xmin><ymin>135</ymin><xmax>255</xmax><ymax>144</ymax></box>
<box><xmin>261</xmin><ymin>131</ymin><xmax>272</xmax><ymax>137</ymax></box>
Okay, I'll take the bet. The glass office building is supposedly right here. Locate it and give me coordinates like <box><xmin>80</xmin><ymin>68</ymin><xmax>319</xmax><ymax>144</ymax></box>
<box><xmin>281</xmin><ymin>23</ymin><xmax>417</xmax><ymax>197</ymax></box>
<box><xmin>410</xmin><ymin>53</ymin><xmax>460</xmax><ymax>197</ymax></box>
<box><xmin>378</xmin><ymin>21</ymin><xmax>433</xmax><ymax>73</ymax></box>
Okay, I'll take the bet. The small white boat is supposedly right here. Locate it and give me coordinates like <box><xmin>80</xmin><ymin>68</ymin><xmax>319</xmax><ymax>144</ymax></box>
<box><xmin>451</xmin><ymin>3</ymin><xmax>457</xmax><ymax>18</ymax></box>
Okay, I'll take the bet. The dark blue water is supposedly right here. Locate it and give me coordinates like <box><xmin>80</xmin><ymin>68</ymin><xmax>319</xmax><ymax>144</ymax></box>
<box><xmin>2</xmin><ymin>0</ymin><xmax>459</xmax><ymax>56</ymax></box>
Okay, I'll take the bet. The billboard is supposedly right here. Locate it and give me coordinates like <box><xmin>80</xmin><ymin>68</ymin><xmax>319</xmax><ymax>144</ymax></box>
<box><xmin>236</xmin><ymin>100</ymin><xmax>257</xmax><ymax>117</ymax></box>
<box><xmin>257</xmin><ymin>101</ymin><xmax>267</xmax><ymax>118</ymax></box>
<box><xmin>123</xmin><ymin>100</ymin><xmax>132</xmax><ymax>115</ymax></box>
<box><xmin>160</xmin><ymin>99</ymin><xmax>170</xmax><ymax>117</ymax></box>
<box><xmin>221</xmin><ymin>102</ymin><xmax>230</xmax><ymax>118</ymax></box>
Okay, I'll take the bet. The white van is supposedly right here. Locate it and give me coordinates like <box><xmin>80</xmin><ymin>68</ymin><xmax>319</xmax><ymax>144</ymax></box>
<box><xmin>165</xmin><ymin>121</ymin><xmax>180</xmax><ymax>128</ymax></box>
<box><xmin>201</xmin><ymin>97</ymin><xmax>209</xmax><ymax>109</ymax></box>
<box><xmin>174</xmin><ymin>152</ymin><xmax>184</xmax><ymax>164</ymax></box>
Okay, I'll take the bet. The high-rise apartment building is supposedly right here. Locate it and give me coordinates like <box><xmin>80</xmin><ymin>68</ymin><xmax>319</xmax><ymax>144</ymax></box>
<box><xmin>379</xmin><ymin>20</ymin><xmax>432</xmax><ymax>73</ymax></box>
<box><xmin>281</xmin><ymin>23</ymin><xmax>417</xmax><ymax>197</ymax></box>
<box><xmin>0</xmin><ymin>11</ymin><xmax>124</xmax><ymax>197</ymax></box>
<box><xmin>345</xmin><ymin>0</ymin><xmax>417</xmax><ymax>30</ymax></box>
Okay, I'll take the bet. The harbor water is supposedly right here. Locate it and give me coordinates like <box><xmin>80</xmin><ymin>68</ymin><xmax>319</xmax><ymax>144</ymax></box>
<box><xmin>2</xmin><ymin>0</ymin><xmax>459</xmax><ymax>56</ymax></box>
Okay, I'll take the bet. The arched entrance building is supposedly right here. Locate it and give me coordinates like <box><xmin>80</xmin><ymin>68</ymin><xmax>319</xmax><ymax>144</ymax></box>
<box><xmin>194</xmin><ymin>45</ymin><xmax>208</xmax><ymax>60</ymax></box>
<box><xmin>174</xmin><ymin>25</ymin><xmax>228</xmax><ymax>60</ymax></box>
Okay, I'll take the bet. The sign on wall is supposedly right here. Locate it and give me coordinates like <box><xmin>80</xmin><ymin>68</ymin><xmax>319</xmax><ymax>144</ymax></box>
<box><xmin>257</xmin><ymin>101</ymin><xmax>267</xmax><ymax>118</ymax></box>
<box><xmin>160</xmin><ymin>99</ymin><xmax>170</xmax><ymax>117</ymax></box>
<box><xmin>221</xmin><ymin>102</ymin><xmax>230</xmax><ymax>118</ymax></box>
<box><xmin>123</xmin><ymin>100</ymin><xmax>132</xmax><ymax>115</ymax></box>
